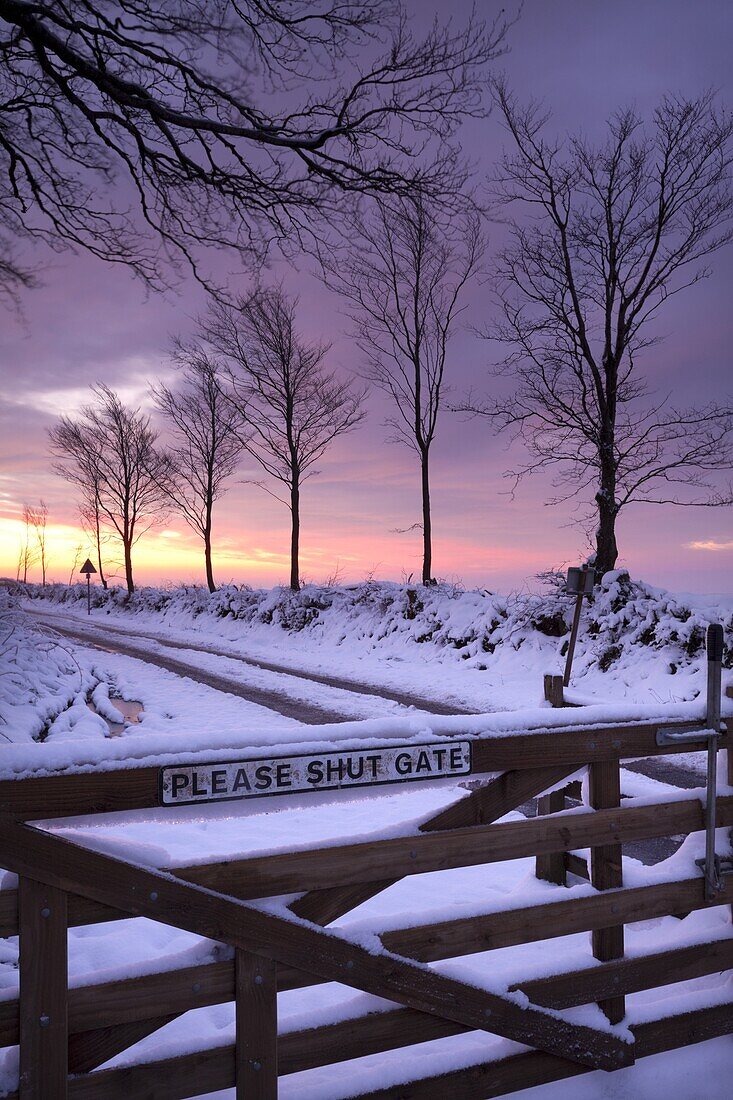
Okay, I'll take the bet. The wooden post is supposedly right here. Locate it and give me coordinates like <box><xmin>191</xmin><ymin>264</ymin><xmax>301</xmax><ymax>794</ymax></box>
<box><xmin>728</xmin><ymin>684</ymin><xmax>733</xmax><ymax>789</ymax></box>
<box><xmin>543</xmin><ymin>673</ymin><xmax>565</xmax><ymax>708</ymax></box>
<box><xmin>703</xmin><ymin>624</ymin><xmax>723</xmax><ymax>900</ymax></box>
<box><xmin>236</xmin><ymin>951</ymin><xmax>277</xmax><ymax>1099</ymax></box>
<box><xmin>588</xmin><ymin>761</ymin><xmax>625</xmax><ymax>1023</ymax></box>
<box><xmin>727</xmin><ymin>684</ymin><xmax>733</xmax><ymax>922</ymax></box>
<box><xmin>19</xmin><ymin>879</ymin><xmax>68</xmax><ymax>1099</ymax></box>
<box><xmin>535</xmin><ymin>788</ymin><xmax>567</xmax><ymax>885</ymax></box>
<box><xmin>536</xmin><ymin>674</ymin><xmax>568</xmax><ymax>885</ymax></box>
<box><xmin>563</xmin><ymin>593</ymin><xmax>585</xmax><ymax>686</ymax></box>
<box><xmin>727</xmin><ymin>684</ymin><xmax>733</xmax><ymax>789</ymax></box>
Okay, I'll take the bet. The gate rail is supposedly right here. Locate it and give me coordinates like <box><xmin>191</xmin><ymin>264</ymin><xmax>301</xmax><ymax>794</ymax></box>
<box><xmin>0</xmin><ymin>664</ymin><xmax>731</xmax><ymax>1097</ymax></box>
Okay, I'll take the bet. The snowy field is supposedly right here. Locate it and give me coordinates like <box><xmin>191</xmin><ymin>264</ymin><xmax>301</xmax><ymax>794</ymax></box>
<box><xmin>1</xmin><ymin>578</ymin><xmax>732</xmax><ymax>1098</ymax></box>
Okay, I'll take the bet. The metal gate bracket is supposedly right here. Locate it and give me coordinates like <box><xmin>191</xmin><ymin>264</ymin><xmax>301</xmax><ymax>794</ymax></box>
<box><xmin>655</xmin><ymin>723</ymin><xmax>725</xmax><ymax>747</ymax></box>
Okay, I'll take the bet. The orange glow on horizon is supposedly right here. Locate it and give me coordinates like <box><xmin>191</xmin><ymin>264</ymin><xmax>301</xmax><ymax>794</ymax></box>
<box><xmin>0</xmin><ymin>512</ymin><xmax>547</xmax><ymax>590</ymax></box>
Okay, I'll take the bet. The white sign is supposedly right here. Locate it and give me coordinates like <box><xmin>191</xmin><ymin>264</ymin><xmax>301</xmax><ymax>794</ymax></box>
<box><xmin>159</xmin><ymin>741</ymin><xmax>472</xmax><ymax>806</ymax></box>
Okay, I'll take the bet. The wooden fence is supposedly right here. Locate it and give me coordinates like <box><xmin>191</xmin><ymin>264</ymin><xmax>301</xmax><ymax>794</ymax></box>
<box><xmin>0</xmin><ymin>695</ymin><xmax>731</xmax><ymax>1097</ymax></box>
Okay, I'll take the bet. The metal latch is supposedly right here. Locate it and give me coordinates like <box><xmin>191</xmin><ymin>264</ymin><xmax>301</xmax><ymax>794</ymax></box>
<box><xmin>694</xmin><ymin>854</ymin><xmax>733</xmax><ymax>895</ymax></box>
<box><xmin>655</xmin><ymin>722</ymin><xmax>724</xmax><ymax>747</ymax></box>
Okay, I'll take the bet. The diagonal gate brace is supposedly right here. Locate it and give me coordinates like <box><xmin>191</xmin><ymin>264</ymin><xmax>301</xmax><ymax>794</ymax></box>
<box><xmin>0</xmin><ymin>818</ymin><xmax>633</xmax><ymax>1073</ymax></box>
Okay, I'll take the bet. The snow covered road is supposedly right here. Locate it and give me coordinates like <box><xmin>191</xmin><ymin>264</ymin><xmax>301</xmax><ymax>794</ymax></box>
<box><xmin>31</xmin><ymin>613</ymin><xmax>472</xmax><ymax>727</ymax></box>
<box><xmin>30</xmin><ymin>609</ymin><xmax>476</xmax><ymax>723</ymax></box>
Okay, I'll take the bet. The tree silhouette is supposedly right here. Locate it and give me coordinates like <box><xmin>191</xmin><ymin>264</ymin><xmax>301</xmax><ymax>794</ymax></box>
<box><xmin>0</xmin><ymin>1</ymin><xmax>510</xmax><ymax>297</ymax></box>
<box><xmin>153</xmin><ymin>349</ymin><xmax>244</xmax><ymax>592</ymax></box>
<box><xmin>461</xmin><ymin>88</ymin><xmax>733</xmax><ymax>574</ymax></box>
<box><xmin>201</xmin><ymin>286</ymin><xmax>365</xmax><ymax>590</ymax></box>
<box><xmin>323</xmin><ymin>195</ymin><xmax>483</xmax><ymax>583</ymax></box>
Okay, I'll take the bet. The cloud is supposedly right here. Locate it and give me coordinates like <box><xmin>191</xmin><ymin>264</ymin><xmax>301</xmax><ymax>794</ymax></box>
<box><xmin>686</xmin><ymin>539</ymin><xmax>733</xmax><ymax>552</ymax></box>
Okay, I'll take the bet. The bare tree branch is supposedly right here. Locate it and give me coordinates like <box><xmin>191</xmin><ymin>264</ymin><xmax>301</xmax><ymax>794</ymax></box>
<box><xmin>0</xmin><ymin>0</ymin><xmax>512</xmax><ymax>297</ymax></box>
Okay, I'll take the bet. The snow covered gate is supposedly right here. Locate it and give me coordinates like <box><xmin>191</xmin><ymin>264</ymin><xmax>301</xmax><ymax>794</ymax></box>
<box><xmin>0</xmin><ymin>704</ymin><xmax>732</xmax><ymax>1098</ymax></box>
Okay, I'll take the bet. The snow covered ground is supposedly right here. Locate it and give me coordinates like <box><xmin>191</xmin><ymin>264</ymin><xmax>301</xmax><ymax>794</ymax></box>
<box><xmin>17</xmin><ymin>568</ymin><xmax>733</xmax><ymax>714</ymax></box>
<box><xmin>1</xmin><ymin>579</ymin><xmax>732</xmax><ymax>1097</ymax></box>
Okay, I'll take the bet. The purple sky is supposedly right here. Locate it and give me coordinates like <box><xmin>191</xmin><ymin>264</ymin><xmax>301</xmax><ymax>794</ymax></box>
<box><xmin>1</xmin><ymin>0</ymin><xmax>732</xmax><ymax>593</ymax></box>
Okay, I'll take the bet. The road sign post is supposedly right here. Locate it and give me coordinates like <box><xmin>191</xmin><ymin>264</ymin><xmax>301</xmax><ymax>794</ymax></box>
<box><xmin>563</xmin><ymin>565</ymin><xmax>595</xmax><ymax>686</ymax></box>
<box><xmin>79</xmin><ymin>558</ymin><xmax>97</xmax><ymax>615</ymax></box>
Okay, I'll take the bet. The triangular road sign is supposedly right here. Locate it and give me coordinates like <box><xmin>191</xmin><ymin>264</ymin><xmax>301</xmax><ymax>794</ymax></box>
<box><xmin>80</xmin><ymin>559</ymin><xmax>98</xmax><ymax>575</ymax></box>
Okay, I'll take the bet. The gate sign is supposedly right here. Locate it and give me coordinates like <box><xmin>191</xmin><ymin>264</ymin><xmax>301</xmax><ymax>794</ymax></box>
<box><xmin>159</xmin><ymin>740</ymin><xmax>472</xmax><ymax>806</ymax></box>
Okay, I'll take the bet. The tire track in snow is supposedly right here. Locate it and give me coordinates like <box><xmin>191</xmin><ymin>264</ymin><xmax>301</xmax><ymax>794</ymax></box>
<box><xmin>36</xmin><ymin>619</ymin><xmax>354</xmax><ymax>725</ymax></box>
<box><xmin>30</xmin><ymin>610</ymin><xmax>475</xmax><ymax>716</ymax></box>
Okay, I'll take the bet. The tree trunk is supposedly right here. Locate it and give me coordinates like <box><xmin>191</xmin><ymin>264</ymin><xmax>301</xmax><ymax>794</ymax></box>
<box><xmin>204</xmin><ymin>520</ymin><xmax>216</xmax><ymax>594</ymax></box>
<box><xmin>594</xmin><ymin>441</ymin><xmax>619</xmax><ymax>577</ymax></box>
<box><xmin>95</xmin><ymin>507</ymin><xmax>107</xmax><ymax>590</ymax></box>
<box><xmin>123</xmin><ymin>540</ymin><xmax>135</xmax><ymax>595</ymax></box>
<box><xmin>595</xmin><ymin>503</ymin><xmax>618</xmax><ymax>576</ymax></box>
<box><xmin>290</xmin><ymin>477</ymin><xmax>300</xmax><ymax>592</ymax></box>
<box><xmin>97</xmin><ymin>545</ymin><xmax>107</xmax><ymax>590</ymax></box>
<box><xmin>420</xmin><ymin>447</ymin><xmax>433</xmax><ymax>585</ymax></box>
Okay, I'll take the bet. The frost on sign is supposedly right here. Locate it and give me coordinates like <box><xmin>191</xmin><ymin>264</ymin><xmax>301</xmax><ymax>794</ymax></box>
<box><xmin>159</xmin><ymin>741</ymin><xmax>472</xmax><ymax>805</ymax></box>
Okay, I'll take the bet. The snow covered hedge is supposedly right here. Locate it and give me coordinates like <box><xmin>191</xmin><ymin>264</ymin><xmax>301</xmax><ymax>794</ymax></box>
<box><xmin>13</xmin><ymin>570</ymin><xmax>733</xmax><ymax>677</ymax></box>
<box><xmin>0</xmin><ymin>589</ymin><xmax>113</xmax><ymax>743</ymax></box>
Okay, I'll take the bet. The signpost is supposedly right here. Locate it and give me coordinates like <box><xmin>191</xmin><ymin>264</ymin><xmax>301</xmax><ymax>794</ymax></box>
<box><xmin>79</xmin><ymin>558</ymin><xmax>97</xmax><ymax>615</ymax></box>
<box><xmin>160</xmin><ymin>741</ymin><xmax>472</xmax><ymax>806</ymax></box>
<box><xmin>563</xmin><ymin>564</ymin><xmax>595</xmax><ymax>686</ymax></box>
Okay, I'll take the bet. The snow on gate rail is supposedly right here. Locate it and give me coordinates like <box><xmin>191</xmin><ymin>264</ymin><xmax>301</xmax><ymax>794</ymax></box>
<box><xmin>0</xmin><ymin>694</ymin><xmax>732</xmax><ymax>1098</ymax></box>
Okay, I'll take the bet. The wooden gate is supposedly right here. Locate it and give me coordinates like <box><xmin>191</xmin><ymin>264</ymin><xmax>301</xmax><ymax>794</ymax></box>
<box><xmin>0</xmin><ymin>699</ymin><xmax>731</xmax><ymax>1098</ymax></box>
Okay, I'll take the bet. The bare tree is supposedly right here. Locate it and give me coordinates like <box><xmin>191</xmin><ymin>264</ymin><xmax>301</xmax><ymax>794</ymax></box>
<box><xmin>460</xmin><ymin>88</ymin><xmax>733</xmax><ymax>575</ymax></box>
<box><xmin>0</xmin><ymin>1</ymin><xmax>510</xmax><ymax>297</ymax></box>
<box><xmin>67</xmin><ymin>543</ymin><xmax>83</xmax><ymax>587</ymax></box>
<box><xmin>201</xmin><ymin>286</ymin><xmax>366</xmax><ymax>591</ymax></box>
<box><xmin>78</xmin><ymin>485</ymin><xmax>108</xmax><ymax>589</ymax></box>
<box><xmin>49</xmin><ymin>385</ymin><xmax>170</xmax><ymax>594</ymax></box>
<box><xmin>15</xmin><ymin>539</ymin><xmax>34</xmax><ymax>583</ymax></box>
<box><xmin>17</xmin><ymin>504</ymin><xmax>37</xmax><ymax>583</ymax></box>
<box><xmin>153</xmin><ymin>349</ymin><xmax>244</xmax><ymax>592</ymax></box>
<box><xmin>26</xmin><ymin>500</ymin><xmax>49</xmax><ymax>584</ymax></box>
<box><xmin>323</xmin><ymin>195</ymin><xmax>483</xmax><ymax>583</ymax></box>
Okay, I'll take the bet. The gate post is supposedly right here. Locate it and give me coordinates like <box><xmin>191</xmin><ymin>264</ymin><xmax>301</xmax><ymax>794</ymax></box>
<box><xmin>236</xmin><ymin>951</ymin><xmax>277</xmax><ymax>1098</ymax></box>
<box><xmin>536</xmin><ymin>674</ymin><xmax>568</xmax><ymax>885</ymax></box>
<box><xmin>588</xmin><ymin>760</ymin><xmax>625</xmax><ymax>1023</ymax></box>
<box><xmin>19</xmin><ymin>879</ymin><xmax>68</xmax><ymax>1099</ymax></box>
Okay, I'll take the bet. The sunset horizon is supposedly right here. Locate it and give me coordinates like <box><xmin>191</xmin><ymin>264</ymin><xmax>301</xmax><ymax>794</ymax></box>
<box><xmin>2</xmin><ymin>0</ymin><xmax>732</xmax><ymax>594</ymax></box>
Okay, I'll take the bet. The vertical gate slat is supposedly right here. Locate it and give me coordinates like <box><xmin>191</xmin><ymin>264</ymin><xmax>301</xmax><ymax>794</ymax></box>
<box><xmin>19</xmin><ymin>878</ymin><xmax>68</xmax><ymax>1099</ymax></box>
<box><xmin>535</xmin><ymin>789</ymin><xmax>567</xmax><ymax>885</ymax></box>
<box><xmin>236</xmin><ymin>951</ymin><xmax>277</xmax><ymax>1099</ymax></box>
<box><xmin>536</xmin><ymin>674</ymin><xmax>568</xmax><ymax>885</ymax></box>
<box><xmin>588</xmin><ymin>760</ymin><xmax>625</xmax><ymax>1023</ymax></box>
